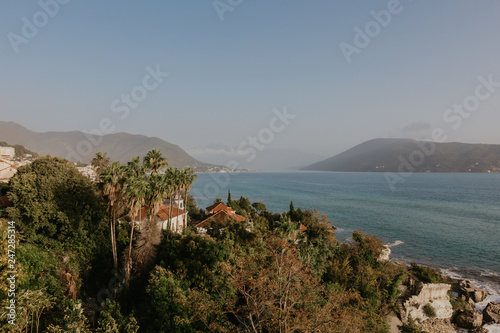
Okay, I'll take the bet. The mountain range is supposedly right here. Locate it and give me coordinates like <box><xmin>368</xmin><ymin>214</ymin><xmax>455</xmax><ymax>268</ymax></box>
<box><xmin>303</xmin><ymin>138</ymin><xmax>500</xmax><ymax>173</ymax></box>
<box><xmin>0</xmin><ymin>121</ymin><xmax>228</xmax><ymax>172</ymax></box>
<box><xmin>3</xmin><ymin>122</ymin><xmax>500</xmax><ymax>173</ymax></box>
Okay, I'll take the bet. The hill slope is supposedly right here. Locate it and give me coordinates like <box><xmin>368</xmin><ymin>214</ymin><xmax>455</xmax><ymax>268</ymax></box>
<box><xmin>0</xmin><ymin>121</ymin><xmax>224</xmax><ymax>171</ymax></box>
<box><xmin>303</xmin><ymin>138</ymin><xmax>500</xmax><ymax>173</ymax></box>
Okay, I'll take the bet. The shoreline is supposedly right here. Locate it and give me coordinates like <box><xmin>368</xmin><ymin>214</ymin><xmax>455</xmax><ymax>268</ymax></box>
<box><xmin>386</xmin><ymin>250</ymin><xmax>500</xmax><ymax>332</ymax></box>
<box><xmin>387</xmin><ymin>252</ymin><xmax>500</xmax><ymax>299</ymax></box>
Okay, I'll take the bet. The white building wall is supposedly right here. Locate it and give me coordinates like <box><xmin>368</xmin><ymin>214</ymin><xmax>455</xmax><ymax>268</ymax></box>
<box><xmin>159</xmin><ymin>213</ymin><xmax>188</xmax><ymax>233</ymax></box>
<box><xmin>0</xmin><ymin>147</ymin><xmax>15</xmax><ymax>159</ymax></box>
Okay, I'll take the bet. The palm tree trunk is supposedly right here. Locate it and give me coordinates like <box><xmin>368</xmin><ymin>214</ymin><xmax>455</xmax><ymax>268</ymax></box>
<box><xmin>113</xmin><ymin>210</ymin><xmax>118</xmax><ymax>269</ymax></box>
<box><xmin>168</xmin><ymin>191</ymin><xmax>173</xmax><ymax>231</ymax></box>
<box><xmin>112</xmin><ymin>209</ymin><xmax>118</xmax><ymax>270</ymax></box>
<box><xmin>125</xmin><ymin>218</ymin><xmax>135</xmax><ymax>289</ymax></box>
<box><xmin>176</xmin><ymin>190</ymin><xmax>181</xmax><ymax>231</ymax></box>
<box><xmin>183</xmin><ymin>189</ymin><xmax>188</xmax><ymax>229</ymax></box>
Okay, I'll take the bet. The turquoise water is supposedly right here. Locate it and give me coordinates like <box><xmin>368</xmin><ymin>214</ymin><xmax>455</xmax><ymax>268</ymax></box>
<box><xmin>191</xmin><ymin>171</ymin><xmax>500</xmax><ymax>294</ymax></box>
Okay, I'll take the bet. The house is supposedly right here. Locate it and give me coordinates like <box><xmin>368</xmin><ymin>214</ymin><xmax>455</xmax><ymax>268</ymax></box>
<box><xmin>0</xmin><ymin>159</ymin><xmax>18</xmax><ymax>183</ymax></box>
<box><xmin>195</xmin><ymin>203</ymin><xmax>246</xmax><ymax>233</ymax></box>
<box><xmin>0</xmin><ymin>147</ymin><xmax>15</xmax><ymax>160</ymax></box>
<box><xmin>132</xmin><ymin>197</ymin><xmax>188</xmax><ymax>233</ymax></box>
<box><xmin>77</xmin><ymin>165</ymin><xmax>98</xmax><ymax>182</ymax></box>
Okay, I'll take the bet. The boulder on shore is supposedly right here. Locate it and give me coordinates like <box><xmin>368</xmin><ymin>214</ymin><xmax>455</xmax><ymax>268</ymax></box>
<box><xmin>417</xmin><ymin>318</ymin><xmax>455</xmax><ymax>333</ymax></box>
<box><xmin>378</xmin><ymin>245</ymin><xmax>391</xmax><ymax>262</ymax></box>
<box><xmin>459</xmin><ymin>280</ymin><xmax>488</xmax><ymax>303</ymax></box>
<box><xmin>455</xmin><ymin>309</ymin><xmax>483</xmax><ymax>329</ymax></box>
<box><xmin>483</xmin><ymin>301</ymin><xmax>500</xmax><ymax>324</ymax></box>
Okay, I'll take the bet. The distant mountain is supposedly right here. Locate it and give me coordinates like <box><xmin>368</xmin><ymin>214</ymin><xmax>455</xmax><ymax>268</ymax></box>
<box><xmin>188</xmin><ymin>144</ymin><xmax>325</xmax><ymax>171</ymax></box>
<box><xmin>0</xmin><ymin>121</ymin><xmax>229</xmax><ymax>172</ymax></box>
<box><xmin>303</xmin><ymin>138</ymin><xmax>500</xmax><ymax>173</ymax></box>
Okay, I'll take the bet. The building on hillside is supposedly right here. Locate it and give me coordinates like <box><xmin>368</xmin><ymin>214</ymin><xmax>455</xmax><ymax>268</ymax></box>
<box><xmin>0</xmin><ymin>147</ymin><xmax>15</xmax><ymax>160</ymax></box>
<box><xmin>132</xmin><ymin>197</ymin><xmax>188</xmax><ymax>233</ymax></box>
<box><xmin>77</xmin><ymin>166</ymin><xmax>98</xmax><ymax>182</ymax></box>
<box><xmin>195</xmin><ymin>203</ymin><xmax>246</xmax><ymax>234</ymax></box>
<box><xmin>163</xmin><ymin>194</ymin><xmax>185</xmax><ymax>211</ymax></box>
<box><xmin>0</xmin><ymin>159</ymin><xmax>18</xmax><ymax>183</ymax></box>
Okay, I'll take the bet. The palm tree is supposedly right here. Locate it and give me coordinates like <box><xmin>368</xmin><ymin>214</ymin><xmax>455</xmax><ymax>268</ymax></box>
<box><xmin>164</xmin><ymin>167</ymin><xmax>178</xmax><ymax>231</ymax></box>
<box><xmin>123</xmin><ymin>176</ymin><xmax>146</xmax><ymax>287</ymax></box>
<box><xmin>173</xmin><ymin>168</ymin><xmax>184</xmax><ymax>231</ymax></box>
<box><xmin>177</xmin><ymin>169</ymin><xmax>187</xmax><ymax>223</ymax></box>
<box><xmin>143</xmin><ymin>149</ymin><xmax>167</xmax><ymax>175</ymax></box>
<box><xmin>122</xmin><ymin>158</ymin><xmax>147</xmax><ymax>287</ymax></box>
<box><xmin>146</xmin><ymin>173</ymin><xmax>165</xmax><ymax>220</ymax></box>
<box><xmin>91</xmin><ymin>152</ymin><xmax>110</xmax><ymax>178</ymax></box>
<box><xmin>131</xmin><ymin>170</ymin><xmax>169</xmax><ymax>275</ymax></box>
<box><xmin>100</xmin><ymin>161</ymin><xmax>125</xmax><ymax>270</ymax></box>
<box><xmin>182</xmin><ymin>168</ymin><xmax>197</xmax><ymax>229</ymax></box>
<box><xmin>126</xmin><ymin>157</ymin><xmax>144</xmax><ymax>178</ymax></box>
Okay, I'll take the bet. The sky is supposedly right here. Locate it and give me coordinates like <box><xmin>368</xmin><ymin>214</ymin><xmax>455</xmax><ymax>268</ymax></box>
<box><xmin>1</xmin><ymin>0</ymin><xmax>500</xmax><ymax>159</ymax></box>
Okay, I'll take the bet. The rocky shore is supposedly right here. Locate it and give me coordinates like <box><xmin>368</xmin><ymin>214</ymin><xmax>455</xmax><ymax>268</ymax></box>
<box><xmin>382</xmin><ymin>246</ymin><xmax>500</xmax><ymax>332</ymax></box>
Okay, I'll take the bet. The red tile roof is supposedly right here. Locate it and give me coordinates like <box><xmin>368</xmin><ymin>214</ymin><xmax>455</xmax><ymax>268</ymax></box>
<box><xmin>206</xmin><ymin>202</ymin><xmax>222</xmax><ymax>212</ymax></box>
<box><xmin>157</xmin><ymin>206</ymin><xmax>187</xmax><ymax>221</ymax></box>
<box><xmin>0</xmin><ymin>159</ymin><xmax>18</xmax><ymax>170</ymax></box>
<box><xmin>196</xmin><ymin>210</ymin><xmax>246</xmax><ymax>228</ymax></box>
<box><xmin>206</xmin><ymin>203</ymin><xmax>235</xmax><ymax>214</ymax></box>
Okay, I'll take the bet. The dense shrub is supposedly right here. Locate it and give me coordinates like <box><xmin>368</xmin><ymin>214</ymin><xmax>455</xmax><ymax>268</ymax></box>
<box><xmin>423</xmin><ymin>303</ymin><xmax>437</xmax><ymax>318</ymax></box>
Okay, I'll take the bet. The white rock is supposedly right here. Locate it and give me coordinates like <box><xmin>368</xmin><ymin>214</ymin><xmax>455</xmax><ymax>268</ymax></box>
<box><xmin>403</xmin><ymin>283</ymin><xmax>453</xmax><ymax>322</ymax></box>
<box><xmin>378</xmin><ymin>245</ymin><xmax>391</xmax><ymax>262</ymax></box>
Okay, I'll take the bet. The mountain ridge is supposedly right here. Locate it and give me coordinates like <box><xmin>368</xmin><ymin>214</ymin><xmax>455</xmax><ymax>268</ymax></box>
<box><xmin>0</xmin><ymin>121</ymin><xmax>227</xmax><ymax>172</ymax></box>
<box><xmin>303</xmin><ymin>138</ymin><xmax>500</xmax><ymax>173</ymax></box>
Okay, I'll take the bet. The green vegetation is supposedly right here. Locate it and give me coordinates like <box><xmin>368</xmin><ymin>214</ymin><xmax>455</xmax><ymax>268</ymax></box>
<box><xmin>410</xmin><ymin>263</ymin><xmax>443</xmax><ymax>284</ymax></box>
<box><xmin>423</xmin><ymin>303</ymin><xmax>436</xmax><ymax>318</ymax></box>
<box><xmin>1</xmin><ymin>152</ymin><xmax>416</xmax><ymax>332</ymax></box>
<box><xmin>449</xmin><ymin>290</ymin><xmax>469</xmax><ymax>313</ymax></box>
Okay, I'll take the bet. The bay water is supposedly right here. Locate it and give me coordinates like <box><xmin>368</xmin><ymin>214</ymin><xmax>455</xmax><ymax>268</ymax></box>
<box><xmin>191</xmin><ymin>171</ymin><xmax>500</xmax><ymax>297</ymax></box>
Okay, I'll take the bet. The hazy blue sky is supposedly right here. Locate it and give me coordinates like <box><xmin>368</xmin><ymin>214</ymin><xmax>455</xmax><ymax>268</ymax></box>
<box><xmin>1</xmin><ymin>0</ymin><xmax>500</xmax><ymax>157</ymax></box>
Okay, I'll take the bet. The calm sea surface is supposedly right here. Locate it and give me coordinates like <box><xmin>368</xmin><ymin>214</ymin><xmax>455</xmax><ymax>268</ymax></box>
<box><xmin>191</xmin><ymin>172</ymin><xmax>500</xmax><ymax>295</ymax></box>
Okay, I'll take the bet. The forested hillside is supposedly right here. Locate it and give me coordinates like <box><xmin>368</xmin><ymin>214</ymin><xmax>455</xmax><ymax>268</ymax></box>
<box><xmin>304</xmin><ymin>138</ymin><xmax>500</xmax><ymax>173</ymax></box>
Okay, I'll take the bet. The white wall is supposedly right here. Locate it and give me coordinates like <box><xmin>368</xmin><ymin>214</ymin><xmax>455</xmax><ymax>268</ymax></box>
<box><xmin>0</xmin><ymin>147</ymin><xmax>15</xmax><ymax>159</ymax></box>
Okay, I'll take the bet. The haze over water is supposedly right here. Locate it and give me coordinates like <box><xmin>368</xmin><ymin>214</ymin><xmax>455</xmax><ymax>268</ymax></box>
<box><xmin>192</xmin><ymin>171</ymin><xmax>500</xmax><ymax>295</ymax></box>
